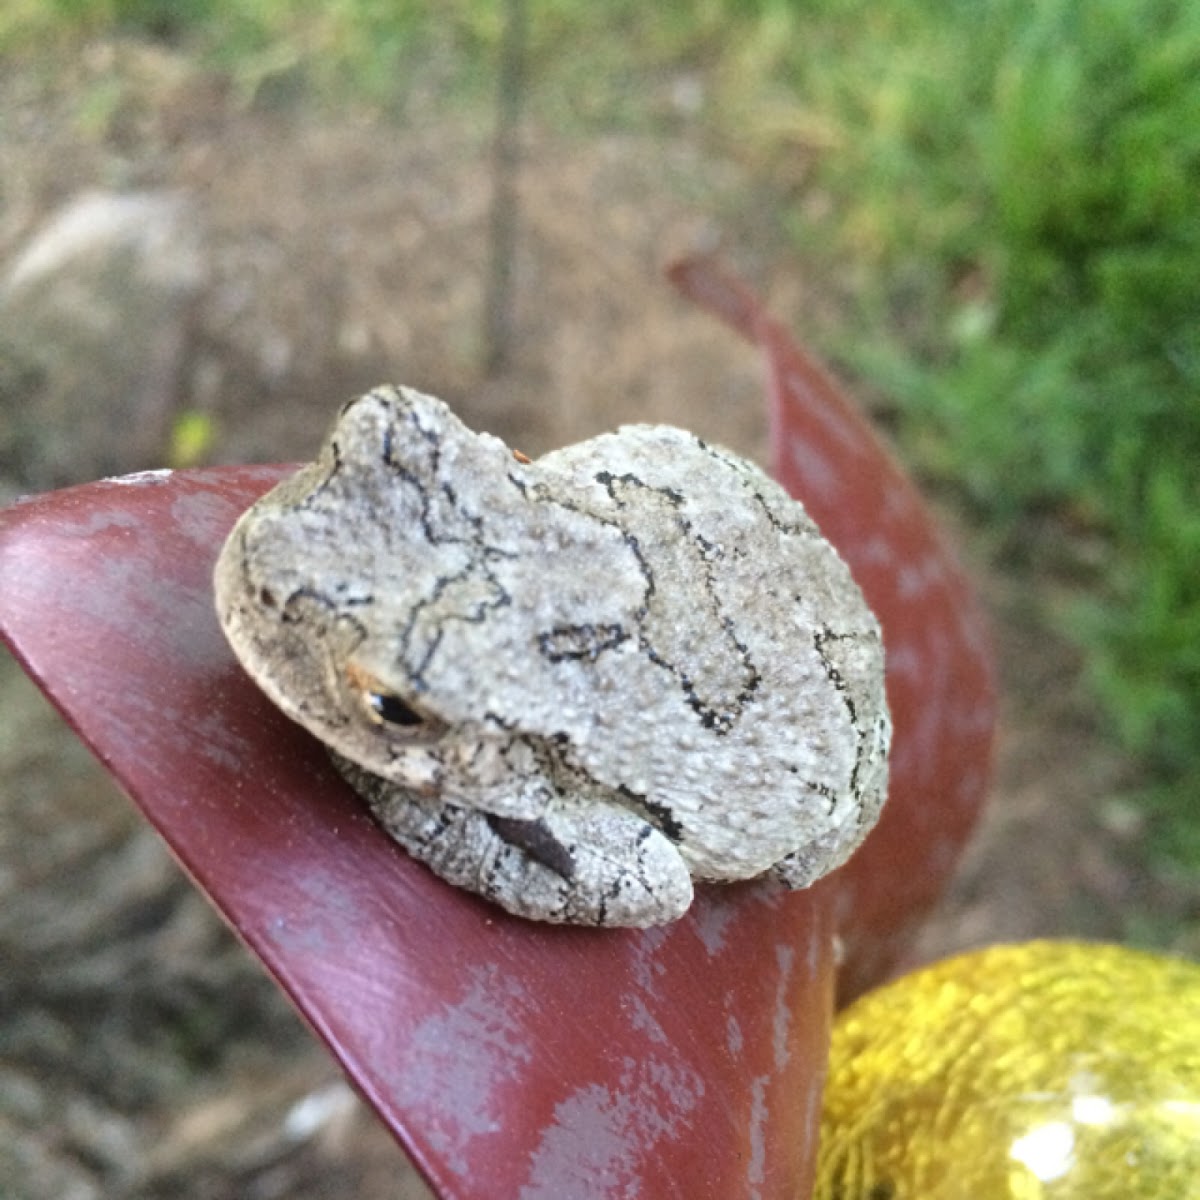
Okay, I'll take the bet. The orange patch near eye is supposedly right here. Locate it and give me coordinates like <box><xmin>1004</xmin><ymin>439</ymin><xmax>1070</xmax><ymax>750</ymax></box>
<box><xmin>344</xmin><ymin>660</ymin><xmax>387</xmax><ymax>697</ymax></box>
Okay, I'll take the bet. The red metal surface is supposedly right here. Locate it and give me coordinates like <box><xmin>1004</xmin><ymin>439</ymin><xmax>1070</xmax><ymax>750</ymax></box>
<box><xmin>0</xmin><ymin>467</ymin><xmax>835</xmax><ymax>1200</ymax></box>
<box><xmin>668</xmin><ymin>257</ymin><xmax>997</xmax><ymax>998</ymax></box>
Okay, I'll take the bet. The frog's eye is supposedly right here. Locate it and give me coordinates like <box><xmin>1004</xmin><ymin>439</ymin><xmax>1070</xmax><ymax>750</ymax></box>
<box><xmin>345</xmin><ymin>662</ymin><xmax>428</xmax><ymax>731</ymax></box>
<box><xmin>366</xmin><ymin>691</ymin><xmax>424</xmax><ymax>728</ymax></box>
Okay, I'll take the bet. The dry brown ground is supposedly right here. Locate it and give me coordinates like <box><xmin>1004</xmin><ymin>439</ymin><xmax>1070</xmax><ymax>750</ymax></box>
<box><xmin>0</xmin><ymin>38</ymin><xmax>1175</xmax><ymax>1199</ymax></box>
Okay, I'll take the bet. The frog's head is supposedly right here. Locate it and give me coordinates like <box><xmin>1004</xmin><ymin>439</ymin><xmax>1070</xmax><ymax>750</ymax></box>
<box><xmin>214</xmin><ymin>385</ymin><xmax>547</xmax><ymax>801</ymax></box>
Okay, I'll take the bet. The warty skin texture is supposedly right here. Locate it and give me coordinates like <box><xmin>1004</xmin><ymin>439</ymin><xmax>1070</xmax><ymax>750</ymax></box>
<box><xmin>214</xmin><ymin>386</ymin><xmax>890</xmax><ymax>926</ymax></box>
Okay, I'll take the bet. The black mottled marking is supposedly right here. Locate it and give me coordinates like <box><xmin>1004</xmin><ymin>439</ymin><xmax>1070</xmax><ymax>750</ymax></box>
<box><xmin>366</xmin><ymin>402</ymin><xmax>521</xmax><ymax>686</ymax></box>
<box><xmin>806</xmin><ymin>778</ymin><xmax>841</xmax><ymax>815</ymax></box>
<box><xmin>594</xmin><ymin>469</ymin><xmax>684</xmax><ymax>508</ymax></box>
<box><xmin>689</xmin><ymin>436</ymin><xmax>821</xmax><ymax>541</ymax></box>
<box><xmin>813</xmin><ymin>628</ymin><xmax>860</xmax><ymax>727</ymax></box>
<box><xmin>617</xmin><ymin>783</ymin><xmax>685</xmax><ymax>842</ymax></box>
<box><xmin>638</xmin><ymin>797</ymin><xmax>685</xmax><ymax>843</ymax></box>
<box><xmin>278</xmin><ymin>586</ymin><xmax>353</xmax><ymax>624</ymax></box>
<box><xmin>515</xmin><ymin>466</ymin><xmax>762</xmax><ymax>733</ymax></box>
<box><xmin>487</xmin><ymin>815</ymin><xmax>576</xmax><ymax>880</ymax></box>
<box><xmin>482</xmin><ymin>709</ymin><xmax>519</xmax><ymax>733</ymax></box>
<box><xmin>747</xmin><ymin>487</ymin><xmax>822</xmax><ymax>540</ymax></box>
<box><xmin>538</xmin><ymin>622</ymin><xmax>628</xmax><ymax>663</ymax></box>
<box><xmin>813</xmin><ymin>626</ymin><xmax>875</xmax><ymax>798</ymax></box>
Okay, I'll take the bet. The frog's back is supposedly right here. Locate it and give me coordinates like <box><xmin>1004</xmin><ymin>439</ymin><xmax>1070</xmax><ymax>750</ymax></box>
<box><xmin>527</xmin><ymin>425</ymin><xmax>890</xmax><ymax>883</ymax></box>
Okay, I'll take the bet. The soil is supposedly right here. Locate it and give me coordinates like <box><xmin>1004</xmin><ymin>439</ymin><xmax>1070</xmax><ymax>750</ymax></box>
<box><xmin>1</xmin><ymin>36</ymin><xmax>1189</xmax><ymax>1200</ymax></box>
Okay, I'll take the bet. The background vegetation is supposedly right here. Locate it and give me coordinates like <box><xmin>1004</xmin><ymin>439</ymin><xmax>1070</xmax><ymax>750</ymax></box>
<box><xmin>6</xmin><ymin>0</ymin><xmax>1198</xmax><ymax>870</ymax></box>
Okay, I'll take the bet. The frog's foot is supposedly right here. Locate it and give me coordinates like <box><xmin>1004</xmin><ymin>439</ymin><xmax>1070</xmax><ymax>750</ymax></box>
<box><xmin>335</xmin><ymin>757</ymin><xmax>693</xmax><ymax>927</ymax></box>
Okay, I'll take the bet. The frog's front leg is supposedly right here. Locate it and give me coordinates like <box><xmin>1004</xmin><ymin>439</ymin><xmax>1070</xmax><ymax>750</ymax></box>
<box><xmin>334</xmin><ymin>757</ymin><xmax>694</xmax><ymax>927</ymax></box>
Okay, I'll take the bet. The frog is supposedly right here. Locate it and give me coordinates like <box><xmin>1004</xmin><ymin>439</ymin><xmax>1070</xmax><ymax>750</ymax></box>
<box><xmin>213</xmin><ymin>385</ymin><xmax>891</xmax><ymax>927</ymax></box>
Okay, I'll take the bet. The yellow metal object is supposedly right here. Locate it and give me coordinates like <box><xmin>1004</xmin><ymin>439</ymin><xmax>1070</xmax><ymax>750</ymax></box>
<box><xmin>816</xmin><ymin>941</ymin><xmax>1200</xmax><ymax>1199</ymax></box>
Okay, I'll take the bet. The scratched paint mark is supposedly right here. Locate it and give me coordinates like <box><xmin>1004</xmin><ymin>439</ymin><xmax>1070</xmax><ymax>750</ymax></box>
<box><xmin>786</xmin><ymin>438</ymin><xmax>841</xmax><ymax>502</ymax></box>
<box><xmin>170</xmin><ymin>488</ymin><xmax>250</xmax><ymax>550</ymax></box>
<box><xmin>800</xmin><ymin>1062</ymin><xmax>822</xmax><ymax>1170</ymax></box>
<box><xmin>726</xmin><ymin>1013</ymin><xmax>744</xmax><ymax>1057</ymax></box>
<box><xmin>520</xmin><ymin>1055</ymin><xmax>705</xmax><ymax>1199</ymax></box>
<box><xmin>267</xmin><ymin>911</ymin><xmax>334</xmax><ymax>958</ymax></box>
<box><xmin>628</xmin><ymin>924</ymin><xmax>672</xmax><ymax>994</ymax></box>
<box><xmin>805</xmin><ymin>916</ymin><xmax>825</xmax><ymax>977</ymax></box>
<box><xmin>772</xmin><ymin>943</ymin><xmax>796</xmax><ymax>1070</ymax></box>
<box><xmin>265</xmin><ymin>854</ymin><xmax>398</xmax><ymax>961</ymax></box>
<box><xmin>47</xmin><ymin>506</ymin><xmax>143</xmax><ymax>538</ymax></box>
<box><xmin>190</xmin><ymin>709</ymin><xmax>258</xmax><ymax>772</ymax></box>
<box><xmin>747</xmin><ymin>1075</ymin><xmax>769</xmax><ymax>1196</ymax></box>
<box><xmin>690</xmin><ymin>887</ymin><xmax>741</xmax><ymax>957</ymax></box>
<box><xmin>624</xmin><ymin>993</ymin><xmax>668</xmax><ymax>1044</ymax></box>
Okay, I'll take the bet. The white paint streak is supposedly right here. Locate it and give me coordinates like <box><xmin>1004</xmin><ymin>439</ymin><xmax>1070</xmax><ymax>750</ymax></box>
<box><xmin>388</xmin><ymin>965</ymin><xmax>534</xmax><ymax>1177</ymax></box>
<box><xmin>726</xmin><ymin>1014</ymin><xmax>744</xmax><ymax>1057</ymax></box>
<box><xmin>773</xmin><ymin>944</ymin><xmax>796</xmax><ymax>1071</ymax></box>
<box><xmin>691</xmin><ymin>891</ymin><xmax>739</xmax><ymax>956</ymax></box>
<box><xmin>520</xmin><ymin>1056</ymin><xmax>705</xmax><ymax>1200</ymax></box>
<box><xmin>786</xmin><ymin>438</ymin><xmax>842</xmax><ymax>502</ymax></box>
<box><xmin>785</xmin><ymin>372</ymin><xmax>864</xmax><ymax>455</ymax></box>
<box><xmin>625</xmin><ymin>993</ymin><xmax>668</xmax><ymax>1044</ymax></box>
<box><xmin>747</xmin><ymin>1075</ymin><xmax>769</xmax><ymax>1195</ymax></box>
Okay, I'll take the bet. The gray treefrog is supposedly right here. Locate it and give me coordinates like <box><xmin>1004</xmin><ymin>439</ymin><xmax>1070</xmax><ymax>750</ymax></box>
<box><xmin>214</xmin><ymin>385</ymin><xmax>890</xmax><ymax>927</ymax></box>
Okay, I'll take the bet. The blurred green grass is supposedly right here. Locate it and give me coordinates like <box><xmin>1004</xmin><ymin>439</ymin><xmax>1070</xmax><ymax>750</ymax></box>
<box><xmin>5</xmin><ymin>0</ymin><xmax>1198</xmax><ymax>873</ymax></box>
